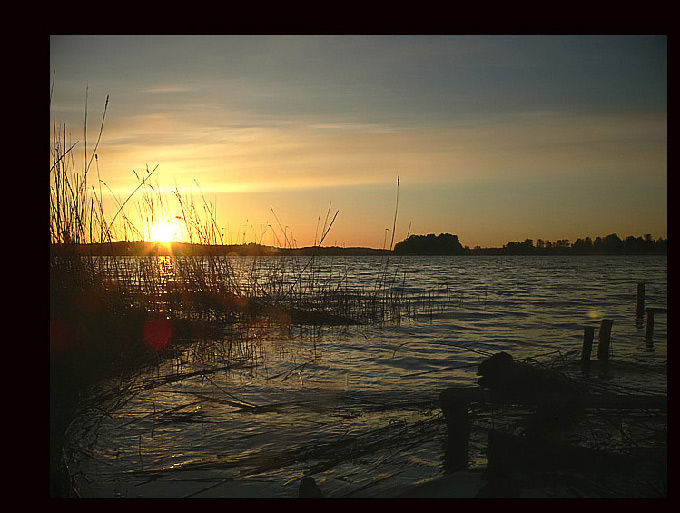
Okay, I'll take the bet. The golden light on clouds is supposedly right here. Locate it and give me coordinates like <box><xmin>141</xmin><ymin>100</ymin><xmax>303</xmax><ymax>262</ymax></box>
<box><xmin>90</xmin><ymin>108</ymin><xmax>666</xmax><ymax>249</ymax></box>
<box><xmin>51</xmin><ymin>35</ymin><xmax>667</xmax><ymax>248</ymax></box>
<box><xmin>101</xmin><ymin>110</ymin><xmax>666</xmax><ymax>194</ymax></box>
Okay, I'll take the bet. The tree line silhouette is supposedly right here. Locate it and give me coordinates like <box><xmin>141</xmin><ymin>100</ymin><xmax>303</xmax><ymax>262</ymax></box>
<box><xmin>51</xmin><ymin>232</ymin><xmax>666</xmax><ymax>257</ymax></box>
<box><xmin>393</xmin><ymin>233</ymin><xmax>465</xmax><ymax>255</ymax></box>
<box><xmin>394</xmin><ymin>232</ymin><xmax>666</xmax><ymax>256</ymax></box>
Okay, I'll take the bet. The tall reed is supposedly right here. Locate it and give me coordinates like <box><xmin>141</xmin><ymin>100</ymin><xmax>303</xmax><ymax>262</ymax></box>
<box><xmin>50</xmin><ymin>86</ymin><xmax>411</xmax><ymax>373</ymax></box>
<box><xmin>50</xmin><ymin>88</ymin><xmax>416</xmax><ymax>496</ymax></box>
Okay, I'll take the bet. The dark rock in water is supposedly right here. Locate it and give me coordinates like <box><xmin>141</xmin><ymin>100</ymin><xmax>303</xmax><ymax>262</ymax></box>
<box><xmin>478</xmin><ymin>352</ymin><xmax>583</xmax><ymax>397</ymax></box>
<box><xmin>478</xmin><ymin>352</ymin><xmax>577</xmax><ymax>395</ymax></box>
<box><xmin>299</xmin><ymin>477</ymin><xmax>324</xmax><ymax>498</ymax></box>
<box><xmin>477</xmin><ymin>351</ymin><xmax>585</xmax><ymax>430</ymax></box>
<box><xmin>477</xmin><ymin>351</ymin><xmax>516</xmax><ymax>389</ymax></box>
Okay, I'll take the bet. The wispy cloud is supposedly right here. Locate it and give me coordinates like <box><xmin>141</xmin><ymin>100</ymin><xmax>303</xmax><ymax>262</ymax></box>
<box><xmin>51</xmin><ymin>35</ymin><xmax>667</xmax><ymax>247</ymax></box>
<box><xmin>141</xmin><ymin>86</ymin><xmax>192</xmax><ymax>94</ymax></box>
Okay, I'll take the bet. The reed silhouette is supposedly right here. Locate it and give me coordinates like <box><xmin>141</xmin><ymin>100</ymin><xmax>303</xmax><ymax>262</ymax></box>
<box><xmin>49</xmin><ymin>89</ymin><xmax>411</xmax><ymax>496</ymax></box>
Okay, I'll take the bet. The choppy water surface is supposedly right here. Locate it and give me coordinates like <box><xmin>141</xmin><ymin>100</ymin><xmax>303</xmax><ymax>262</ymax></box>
<box><xmin>65</xmin><ymin>255</ymin><xmax>667</xmax><ymax>497</ymax></box>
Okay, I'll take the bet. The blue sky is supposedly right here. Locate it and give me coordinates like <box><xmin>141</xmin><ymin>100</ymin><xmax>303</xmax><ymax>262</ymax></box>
<box><xmin>50</xmin><ymin>35</ymin><xmax>666</xmax><ymax>248</ymax></box>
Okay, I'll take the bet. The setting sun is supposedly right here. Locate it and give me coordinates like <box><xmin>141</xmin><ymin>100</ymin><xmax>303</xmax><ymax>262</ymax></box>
<box><xmin>150</xmin><ymin>219</ymin><xmax>178</xmax><ymax>243</ymax></box>
<box><xmin>50</xmin><ymin>36</ymin><xmax>667</xmax><ymax>499</ymax></box>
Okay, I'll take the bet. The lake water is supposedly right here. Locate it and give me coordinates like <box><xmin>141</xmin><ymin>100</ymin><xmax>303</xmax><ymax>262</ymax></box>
<box><xmin>63</xmin><ymin>255</ymin><xmax>667</xmax><ymax>497</ymax></box>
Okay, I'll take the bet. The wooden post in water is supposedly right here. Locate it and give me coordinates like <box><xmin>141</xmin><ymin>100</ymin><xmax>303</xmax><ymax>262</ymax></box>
<box><xmin>636</xmin><ymin>282</ymin><xmax>646</xmax><ymax>319</ymax></box>
<box><xmin>597</xmin><ymin>319</ymin><xmax>614</xmax><ymax>360</ymax></box>
<box><xmin>581</xmin><ymin>326</ymin><xmax>595</xmax><ymax>365</ymax></box>
<box><xmin>644</xmin><ymin>307</ymin><xmax>667</xmax><ymax>342</ymax></box>
<box><xmin>645</xmin><ymin>308</ymin><xmax>655</xmax><ymax>342</ymax></box>
<box><xmin>439</xmin><ymin>389</ymin><xmax>471</xmax><ymax>472</ymax></box>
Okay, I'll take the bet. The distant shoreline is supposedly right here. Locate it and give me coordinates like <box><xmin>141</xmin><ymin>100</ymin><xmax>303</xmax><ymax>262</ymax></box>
<box><xmin>50</xmin><ymin>240</ymin><xmax>667</xmax><ymax>257</ymax></box>
<box><xmin>49</xmin><ymin>241</ymin><xmax>391</xmax><ymax>257</ymax></box>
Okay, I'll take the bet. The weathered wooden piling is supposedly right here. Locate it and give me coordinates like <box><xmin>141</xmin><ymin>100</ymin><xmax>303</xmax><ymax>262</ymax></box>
<box><xmin>645</xmin><ymin>307</ymin><xmax>667</xmax><ymax>342</ymax></box>
<box><xmin>636</xmin><ymin>282</ymin><xmax>646</xmax><ymax>319</ymax></box>
<box><xmin>439</xmin><ymin>388</ymin><xmax>471</xmax><ymax>471</ymax></box>
<box><xmin>597</xmin><ymin>319</ymin><xmax>614</xmax><ymax>360</ymax></box>
<box><xmin>581</xmin><ymin>326</ymin><xmax>595</xmax><ymax>365</ymax></box>
<box><xmin>646</xmin><ymin>308</ymin><xmax>655</xmax><ymax>341</ymax></box>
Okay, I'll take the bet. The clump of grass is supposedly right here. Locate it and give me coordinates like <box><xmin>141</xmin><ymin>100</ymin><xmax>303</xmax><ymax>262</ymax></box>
<box><xmin>50</xmin><ymin>88</ymin><xmax>417</xmax><ymax>498</ymax></box>
<box><xmin>49</xmin><ymin>86</ymin><xmax>412</xmax><ymax>392</ymax></box>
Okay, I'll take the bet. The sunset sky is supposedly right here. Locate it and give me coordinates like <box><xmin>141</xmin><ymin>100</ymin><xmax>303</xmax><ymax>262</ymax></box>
<box><xmin>50</xmin><ymin>35</ymin><xmax>667</xmax><ymax>249</ymax></box>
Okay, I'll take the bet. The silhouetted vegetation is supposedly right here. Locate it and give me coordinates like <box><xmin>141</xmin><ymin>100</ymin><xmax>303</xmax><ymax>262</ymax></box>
<box><xmin>394</xmin><ymin>233</ymin><xmax>465</xmax><ymax>255</ymax></box>
<box><xmin>50</xmin><ymin>241</ymin><xmax>391</xmax><ymax>257</ymax></box>
<box><xmin>52</xmin><ymin>87</ymin><xmax>666</xmax><ymax>498</ymax></box>
<box><xmin>49</xmin><ymin>90</ymin><xmax>409</xmax><ymax>496</ymax></box>
<box><xmin>392</xmin><ymin>232</ymin><xmax>666</xmax><ymax>256</ymax></box>
<box><xmin>474</xmin><ymin>233</ymin><xmax>667</xmax><ymax>256</ymax></box>
<box><xmin>53</xmin><ymin>232</ymin><xmax>667</xmax><ymax>259</ymax></box>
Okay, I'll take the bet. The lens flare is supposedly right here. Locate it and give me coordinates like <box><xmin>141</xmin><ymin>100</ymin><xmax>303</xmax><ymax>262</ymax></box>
<box><xmin>143</xmin><ymin>318</ymin><xmax>173</xmax><ymax>351</ymax></box>
<box><xmin>587</xmin><ymin>308</ymin><xmax>605</xmax><ymax>320</ymax></box>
